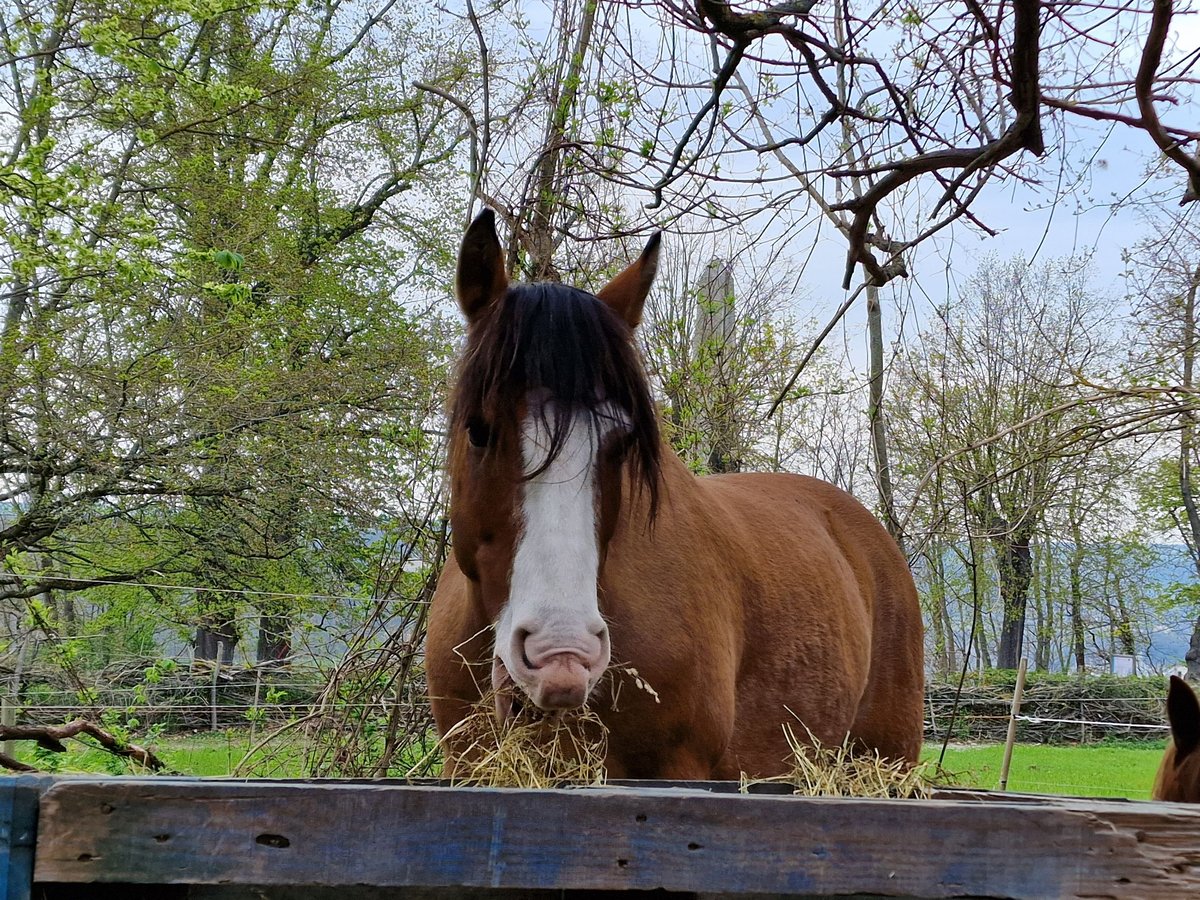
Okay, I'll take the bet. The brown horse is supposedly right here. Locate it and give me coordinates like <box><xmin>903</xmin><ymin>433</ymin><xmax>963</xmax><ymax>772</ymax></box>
<box><xmin>1154</xmin><ymin>675</ymin><xmax>1200</xmax><ymax>802</ymax></box>
<box><xmin>426</xmin><ymin>210</ymin><xmax>925</xmax><ymax>779</ymax></box>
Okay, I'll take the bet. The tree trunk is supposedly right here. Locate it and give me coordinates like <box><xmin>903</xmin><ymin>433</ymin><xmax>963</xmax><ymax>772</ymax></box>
<box><xmin>866</xmin><ymin>282</ymin><xmax>903</xmax><ymax>552</ymax></box>
<box><xmin>994</xmin><ymin>525</ymin><xmax>1034</xmax><ymax>670</ymax></box>
<box><xmin>512</xmin><ymin>0</ymin><xmax>597</xmax><ymax>280</ymax></box>
<box><xmin>696</xmin><ymin>259</ymin><xmax>740</xmax><ymax>473</ymax></box>
<box><xmin>974</xmin><ymin>618</ymin><xmax>992</xmax><ymax>671</ymax></box>
<box><xmin>926</xmin><ymin>547</ymin><xmax>948</xmax><ymax>678</ymax></box>
<box><xmin>1109</xmin><ymin>566</ymin><xmax>1135</xmax><ymax>660</ymax></box>
<box><xmin>194</xmin><ymin>595</ymin><xmax>239</xmax><ymax>666</ymax></box>
<box><xmin>256</xmin><ymin>611</ymin><xmax>292</xmax><ymax>667</ymax></box>
<box><xmin>1033</xmin><ymin>541</ymin><xmax>1050</xmax><ymax>672</ymax></box>
<box><xmin>1068</xmin><ymin>517</ymin><xmax>1087</xmax><ymax>673</ymax></box>
<box><xmin>940</xmin><ymin>586</ymin><xmax>958</xmax><ymax>675</ymax></box>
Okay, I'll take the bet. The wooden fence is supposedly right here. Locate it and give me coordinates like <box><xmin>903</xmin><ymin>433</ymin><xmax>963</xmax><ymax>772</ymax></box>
<box><xmin>3</xmin><ymin>776</ymin><xmax>1200</xmax><ymax>899</ymax></box>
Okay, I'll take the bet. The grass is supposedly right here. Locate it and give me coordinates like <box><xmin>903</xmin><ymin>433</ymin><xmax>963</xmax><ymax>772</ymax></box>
<box><xmin>4</xmin><ymin>728</ymin><xmax>1169</xmax><ymax>800</ymax></box>
<box><xmin>5</xmin><ymin>729</ymin><xmax>309</xmax><ymax>778</ymax></box>
<box><xmin>158</xmin><ymin>730</ymin><xmax>309</xmax><ymax>777</ymax></box>
<box><xmin>925</xmin><ymin>740</ymin><xmax>1167</xmax><ymax>800</ymax></box>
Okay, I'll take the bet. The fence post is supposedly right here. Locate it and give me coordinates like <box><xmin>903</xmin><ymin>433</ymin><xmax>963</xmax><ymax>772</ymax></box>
<box><xmin>210</xmin><ymin>661</ymin><xmax>220</xmax><ymax>733</ymax></box>
<box><xmin>999</xmin><ymin>657</ymin><xmax>1028</xmax><ymax>792</ymax></box>
<box><xmin>0</xmin><ymin>696</ymin><xmax>12</xmax><ymax>760</ymax></box>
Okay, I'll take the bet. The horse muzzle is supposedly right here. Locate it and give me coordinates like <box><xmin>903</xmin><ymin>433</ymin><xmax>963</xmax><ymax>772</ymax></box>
<box><xmin>492</xmin><ymin>648</ymin><xmax>606</xmax><ymax>720</ymax></box>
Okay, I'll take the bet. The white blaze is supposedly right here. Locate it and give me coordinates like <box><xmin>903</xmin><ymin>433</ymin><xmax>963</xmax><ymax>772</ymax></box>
<box><xmin>495</xmin><ymin>405</ymin><xmax>611</xmax><ymax>689</ymax></box>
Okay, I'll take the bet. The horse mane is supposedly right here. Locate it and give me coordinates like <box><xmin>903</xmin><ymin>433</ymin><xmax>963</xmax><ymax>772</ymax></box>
<box><xmin>450</xmin><ymin>282</ymin><xmax>662</xmax><ymax>515</ymax></box>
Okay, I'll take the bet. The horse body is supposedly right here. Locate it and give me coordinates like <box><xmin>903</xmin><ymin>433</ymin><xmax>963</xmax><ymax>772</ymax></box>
<box><xmin>430</xmin><ymin>458</ymin><xmax>922</xmax><ymax>778</ymax></box>
<box><xmin>427</xmin><ymin>210</ymin><xmax>924</xmax><ymax>779</ymax></box>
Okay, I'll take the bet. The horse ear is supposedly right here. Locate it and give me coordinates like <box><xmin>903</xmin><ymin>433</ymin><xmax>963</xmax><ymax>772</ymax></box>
<box><xmin>456</xmin><ymin>209</ymin><xmax>508</xmax><ymax>322</ymax></box>
<box><xmin>1169</xmin><ymin>675</ymin><xmax>1200</xmax><ymax>762</ymax></box>
<box><xmin>597</xmin><ymin>232</ymin><xmax>661</xmax><ymax>329</ymax></box>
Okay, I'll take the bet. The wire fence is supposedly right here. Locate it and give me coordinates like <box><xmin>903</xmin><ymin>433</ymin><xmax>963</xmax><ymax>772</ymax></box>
<box><xmin>2</xmin><ymin>664</ymin><xmax>1175</xmax><ymax>745</ymax></box>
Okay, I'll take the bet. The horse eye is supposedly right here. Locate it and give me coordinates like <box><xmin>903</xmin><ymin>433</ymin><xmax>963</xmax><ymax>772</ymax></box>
<box><xmin>466</xmin><ymin>417</ymin><xmax>492</xmax><ymax>448</ymax></box>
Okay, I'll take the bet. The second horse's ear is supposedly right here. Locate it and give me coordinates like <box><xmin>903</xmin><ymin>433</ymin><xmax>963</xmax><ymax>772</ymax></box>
<box><xmin>597</xmin><ymin>232</ymin><xmax>661</xmax><ymax>329</ymax></box>
<box><xmin>456</xmin><ymin>209</ymin><xmax>508</xmax><ymax>322</ymax></box>
<box><xmin>1169</xmin><ymin>675</ymin><xmax>1200</xmax><ymax>762</ymax></box>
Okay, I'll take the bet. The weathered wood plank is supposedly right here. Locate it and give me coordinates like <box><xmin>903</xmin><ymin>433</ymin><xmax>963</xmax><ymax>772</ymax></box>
<box><xmin>35</xmin><ymin>886</ymin><xmax>709</xmax><ymax>899</ymax></box>
<box><xmin>0</xmin><ymin>776</ymin><xmax>42</xmax><ymax>900</ymax></box>
<box><xmin>32</xmin><ymin>780</ymin><xmax>1200</xmax><ymax>898</ymax></box>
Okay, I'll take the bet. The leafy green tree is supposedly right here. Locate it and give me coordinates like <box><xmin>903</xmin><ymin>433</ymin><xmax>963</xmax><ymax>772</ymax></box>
<box><xmin>0</xmin><ymin>0</ymin><xmax>466</xmax><ymax>668</ymax></box>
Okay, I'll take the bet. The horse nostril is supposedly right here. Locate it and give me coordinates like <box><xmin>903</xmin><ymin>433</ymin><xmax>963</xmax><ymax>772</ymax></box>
<box><xmin>594</xmin><ymin>623</ymin><xmax>611</xmax><ymax>656</ymax></box>
<box><xmin>513</xmin><ymin>628</ymin><xmax>537</xmax><ymax>670</ymax></box>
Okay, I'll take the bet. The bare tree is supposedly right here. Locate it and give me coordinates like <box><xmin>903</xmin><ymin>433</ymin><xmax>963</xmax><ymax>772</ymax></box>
<box><xmin>891</xmin><ymin>255</ymin><xmax>1106</xmax><ymax>668</ymax></box>
<box><xmin>1127</xmin><ymin>209</ymin><xmax>1200</xmax><ymax>677</ymax></box>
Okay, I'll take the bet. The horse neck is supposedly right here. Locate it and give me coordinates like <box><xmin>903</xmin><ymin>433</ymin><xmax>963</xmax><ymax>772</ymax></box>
<box><xmin>616</xmin><ymin>437</ymin><xmax>712</xmax><ymax>541</ymax></box>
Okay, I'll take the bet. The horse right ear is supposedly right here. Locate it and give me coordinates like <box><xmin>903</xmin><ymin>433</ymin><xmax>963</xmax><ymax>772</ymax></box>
<box><xmin>1168</xmin><ymin>675</ymin><xmax>1200</xmax><ymax>761</ymax></box>
<box><xmin>598</xmin><ymin>231</ymin><xmax>661</xmax><ymax>329</ymax></box>
<box><xmin>456</xmin><ymin>209</ymin><xmax>508</xmax><ymax>322</ymax></box>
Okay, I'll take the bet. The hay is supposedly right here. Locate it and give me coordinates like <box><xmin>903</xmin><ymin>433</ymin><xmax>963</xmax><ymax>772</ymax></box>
<box><xmin>437</xmin><ymin>690</ymin><xmax>609</xmax><ymax>788</ymax></box>
<box><xmin>743</xmin><ymin>720</ymin><xmax>933</xmax><ymax>800</ymax></box>
<box><xmin>426</xmin><ymin>662</ymin><xmax>671</xmax><ymax>788</ymax></box>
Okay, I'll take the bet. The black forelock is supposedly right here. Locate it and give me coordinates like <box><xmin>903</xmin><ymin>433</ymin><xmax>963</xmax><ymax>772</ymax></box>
<box><xmin>451</xmin><ymin>282</ymin><xmax>662</xmax><ymax>513</ymax></box>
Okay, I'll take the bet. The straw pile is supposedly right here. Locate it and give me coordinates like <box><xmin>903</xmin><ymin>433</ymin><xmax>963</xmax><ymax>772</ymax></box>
<box><xmin>432</xmin><ymin>663</ymin><xmax>667</xmax><ymax>787</ymax></box>
<box><xmin>744</xmin><ymin>720</ymin><xmax>933</xmax><ymax>799</ymax></box>
<box><xmin>436</xmin><ymin>691</ymin><xmax>608</xmax><ymax>788</ymax></box>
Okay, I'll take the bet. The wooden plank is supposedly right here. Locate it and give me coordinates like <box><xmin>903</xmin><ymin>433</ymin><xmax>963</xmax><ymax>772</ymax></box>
<box><xmin>35</xmin><ymin>885</ymin><xmax>707</xmax><ymax>899</ymax></box>
<box><xmin>33</xmin><ymin>887</ymin><xmax>858</xmax><ymax>900</ymax></box>
<box><xmin>34</xmin><ymin>887</ymin><xmax>853</xmax><ymax>900</ymax></box>
<box><xmin>32</xmin><ymin>779</ymin><xmax>1200</xmax><ymax>898</ymax></box>
<box><xmin>0</xmin><ymin>775</ymin><xmax>44</xmax><ymax>900</ymax></box>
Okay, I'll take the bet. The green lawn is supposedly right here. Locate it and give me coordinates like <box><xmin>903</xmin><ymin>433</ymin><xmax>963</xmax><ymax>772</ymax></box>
<box><xmin>925</xmin><ymin>741</ymin><xmax>1167</xmax><ymax>800</ymax></box>
<box><xmin>157</xmin><ymin>730</ymin><xmax>309</xmax><ymax>777</ymax></box>
<box><xmin>6</xmin><ymin>730</ymin><xmax>1170</xmax><ymax>799</ymax></box>
<box><xmin>6</xmin><ymin>729</ymin><xmax>308</xmax><ymax>778</ymax></box>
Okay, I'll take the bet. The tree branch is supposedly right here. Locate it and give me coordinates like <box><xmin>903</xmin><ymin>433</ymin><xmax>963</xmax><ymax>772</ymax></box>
<box><xmin>0</xmin><ymin>719</ymin><xmax>165</xmax><ymax>771</ymax></box>
<box><xmin>1135</xmin><ymin>0</ymin><xmax>1200</xmax><ymax>204</ymax></box>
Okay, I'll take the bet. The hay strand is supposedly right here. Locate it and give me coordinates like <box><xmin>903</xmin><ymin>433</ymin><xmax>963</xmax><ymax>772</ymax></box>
<box><xmin>744</xmin><ymin>719</ymin><xmax>933</xmax><ymax>799</ymax></box>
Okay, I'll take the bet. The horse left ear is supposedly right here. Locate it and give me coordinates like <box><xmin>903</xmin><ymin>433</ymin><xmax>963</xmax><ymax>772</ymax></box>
<box><xmin>1169</xmin><ymin>675</ymin><xmax>1200</xmax><ymax>762</ymax></box>
<box><xmin>456</xmin><ymin>209</ymin><xmax>509</xmax><ymax>323</ymax></box>
<box><xmin>597</xmin><ymin>232</ymin><xmax>661</xmax><ymax>329</ymax></box>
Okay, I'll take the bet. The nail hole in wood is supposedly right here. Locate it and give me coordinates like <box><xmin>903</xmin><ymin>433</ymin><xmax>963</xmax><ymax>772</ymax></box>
<box><xmin>616</xmin><ymin>858</ymin><xmax>629</xmax><ymax>868</ymax></box>
<box><xmin>154</xmin><ymin>834</ymin><xmax>170</xmax><ymax>843</ymax></box>
<box><xmin>635</xmin><ymin>813</ymin><xmax>647</xmax><ymax>823</ymax></box>
<box><xmin>77</xmin><ymin>854</ymin><xmax>95</xmax><ymax>862</ymax></box>
<box><xmin>688</xmin><ymin>842</ymin><xmax>702</xmax><ymax>851</ymax></box>
<box><xmin>99</xmin><ymin>803</ymin><xmax>114</xmax><ymax>815</ymax></box>
<box><xmin>256</xmin><ymin>833</ymin><xmax>291</xmax><ymax>849</ymax></box>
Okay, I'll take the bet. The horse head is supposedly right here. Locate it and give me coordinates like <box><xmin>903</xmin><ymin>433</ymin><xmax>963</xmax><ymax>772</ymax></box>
<box><xmin>1154</xmin><ymin>675</ymin><xmax>1200</xmax><ymax>802</ymax></box>
<box><xmin>446</xmin><ymin>209</ymin><xmax>662</xmax><ymax>721</ymax></box>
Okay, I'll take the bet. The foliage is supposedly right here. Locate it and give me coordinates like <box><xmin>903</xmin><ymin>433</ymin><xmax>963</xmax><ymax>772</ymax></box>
<box><xmin>0</xmin><ymin>0</ymin><xmax>466</xmax><ymax>687</ymax></box>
